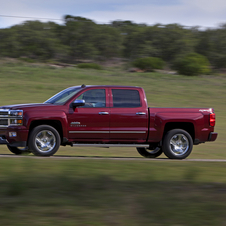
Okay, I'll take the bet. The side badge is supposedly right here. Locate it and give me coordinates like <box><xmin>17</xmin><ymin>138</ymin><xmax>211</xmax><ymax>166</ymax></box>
<box><xmin>70</xmin><ymin>122</ymin><xmax>86</xmax><ymax>127</ymax></box>
<box><xmin>71</xmin><ymin>122</ymin><xmax>80</xmax><ymax>125</ymax></box>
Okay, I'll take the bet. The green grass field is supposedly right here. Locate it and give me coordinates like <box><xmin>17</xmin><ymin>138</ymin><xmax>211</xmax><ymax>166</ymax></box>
<box><xmin>1</xmin><ymin>158</ymin><xmax>226</xmax><ymax>226</ymax></box>
<box><xmin>0</xmin><ymin>59</ymin><xmax>226</xmax><ymax>225</ymax></box>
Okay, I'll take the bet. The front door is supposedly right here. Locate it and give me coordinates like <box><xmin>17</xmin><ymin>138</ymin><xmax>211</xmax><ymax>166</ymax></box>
<box><xmin>67</xmin><ymin>88</ymin><xmax>110</xmax><ymax>141</ymax></box>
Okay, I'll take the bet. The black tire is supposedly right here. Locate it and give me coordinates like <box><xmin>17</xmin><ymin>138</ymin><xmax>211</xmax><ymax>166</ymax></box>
<box><xmin>28</xmin><ymin>125</ymin><xmax>61</xmax><ymax>156</ymax></box>
<box><xmin>136</xmin><ymin>147</ymin><xmax>163</xmax><ymax>158</ymax></box>
<box><xmin>7</xmin><ymin>145</ymin><xmax>30</xmax><ymax>155</ymax></box>
<box><xmin>162</xmin><ymin>129</ymin><xmax>193</xmax><ymax>159</ymax></box>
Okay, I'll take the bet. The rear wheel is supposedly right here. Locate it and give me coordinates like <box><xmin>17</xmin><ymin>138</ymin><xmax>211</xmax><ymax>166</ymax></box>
<box><xmin>162</xmin><ymin>129</ymin><xmax>193</xmax><ymax>159</ymax></box>
<box><xmin>28</xmin><ymin>125</ymin><xmax>61</xmax><ymax>156</ymax></box>
<box><xmin>7</xmin><ymin>145</ymin><xmax>30</xmax><ymax>155</ymax></box>
<box><xmin>137</xmin><ymin>147</ymin><xmax>163</xmax><ymax>158</ymax></box>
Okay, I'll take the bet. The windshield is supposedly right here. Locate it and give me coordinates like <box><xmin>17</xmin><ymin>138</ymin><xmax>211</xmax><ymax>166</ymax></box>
<box><xmin>44</xmin><ymin>87</ymin><xmax>82</xmax><ymax>104</ymax></box>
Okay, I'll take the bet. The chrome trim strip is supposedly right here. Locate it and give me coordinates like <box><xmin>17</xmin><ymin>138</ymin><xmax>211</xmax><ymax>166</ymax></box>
<box><xmin>99</xmin><ymin>112</ymin><xmax>109</xmax><ymax>115</ymax></box>
<box><xmin>110</xmin><ymin>131</ymin><xmax>146</xmax><ymax>134</ymax></box>
<box><xmin>69</xmin><ymin>131</ymin><xmax>146</xmax><ymax>134</ymax></box>
<box><xmin>0</xmin><ymin>117</ymin><xmax>23</xmax><ymax>119</ymax></box>
<box><xmin>69</xmin><ymin>131</ymin><xmax>109</xmax><ymax>133</ymax></box>
<box><xmin>72</xmin><ymin>143</ymin><xmax>149</xmax><ymax>148</ymax></box>
<box><xmin>136</xmin><ymin>112</ymin><xmax>146</xmax><ymax>115</ymax></box>
<box><xmin>0</xmin><ymin>109</ymin><xmax>10</xmax><ymax>113</ymax></box>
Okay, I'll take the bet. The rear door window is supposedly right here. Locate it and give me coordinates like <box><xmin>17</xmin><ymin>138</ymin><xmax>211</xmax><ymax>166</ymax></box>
<box><xmin>112</xmin><ymin>89</ymin><xmax>141</xmax><ymax>108</ymax></box>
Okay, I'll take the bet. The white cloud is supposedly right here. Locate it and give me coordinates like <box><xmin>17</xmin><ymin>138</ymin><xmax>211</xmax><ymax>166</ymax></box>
<box><xmin>83</xmin><ymin>1</ymin><xmax>226</xmax><ymax>27</ymax></box>
<box><xmin>183</xmin><ymin>0</ymin><xmax>226</xmax><ymax>13</ymax></box>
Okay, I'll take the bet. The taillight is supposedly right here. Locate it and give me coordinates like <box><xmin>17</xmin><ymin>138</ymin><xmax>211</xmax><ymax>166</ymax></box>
<box><xmin>210</xmin><ymin>113</ymin><xmax>215</xmax><ymax>127</ymax></box>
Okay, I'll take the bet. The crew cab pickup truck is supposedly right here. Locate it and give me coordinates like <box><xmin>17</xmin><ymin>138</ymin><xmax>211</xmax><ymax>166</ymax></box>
<box><xmin>0</xmin><ymin>85</ymin><xmax>217</xmax><ymax>159</ymax></box>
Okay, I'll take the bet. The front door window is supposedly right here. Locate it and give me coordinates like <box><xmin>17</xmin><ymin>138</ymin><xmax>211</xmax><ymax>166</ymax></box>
<box><xmin>76</xmin><ymin>89</ymin><xmax>106</xmax><ymax>108</ymax></box>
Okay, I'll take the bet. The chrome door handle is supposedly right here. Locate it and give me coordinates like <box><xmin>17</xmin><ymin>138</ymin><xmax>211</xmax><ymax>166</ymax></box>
<box><xmin>99</xmin><ymin>112</ymin><xmax>109</xmax><ymax>115</ymax></box>
<box><xmin>136</xmin><ymin>112</ymin><xmax>146</xmax><ymax>115</ymax></box>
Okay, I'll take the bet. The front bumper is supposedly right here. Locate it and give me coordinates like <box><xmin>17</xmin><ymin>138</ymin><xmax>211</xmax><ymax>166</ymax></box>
<box><xmin>0</xmin><ymin>126</ymin><xmax>28</xmax><ymax>147</ymax></box>
<box><xmin>208</xmin><ymin>132</ymin><xmax>218</xmax><ymax>141</ymax></box>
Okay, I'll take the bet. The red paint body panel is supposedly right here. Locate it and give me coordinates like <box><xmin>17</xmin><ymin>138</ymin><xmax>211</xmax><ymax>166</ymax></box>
<box><xmin>0</xmin><ymin>85</ymin><xmax>218</xmax><ymax>147</ymax></box>
<box><xmin>147</xmin><ymin>108</ymin><xmax>215</xmax><ymax>143</ymax></box>
<box><xmin>67</xmin><ymin>107</ymin><xmax>110</xmax><ymax>140</ymax></box>
<box><xmin>109</xmin><ymin>87</ymin><xmax>148</xmax><ymax>142</ymax></box>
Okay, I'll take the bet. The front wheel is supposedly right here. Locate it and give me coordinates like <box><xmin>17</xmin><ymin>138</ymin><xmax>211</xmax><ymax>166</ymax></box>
<box><xmin>137</xmin><ymin>147</ymin><xmax>163</xmax><ymax>158</ymax></box>
<box><xmin>162</xmin><ymin>129</ymin><xmax>193</xmax><ymax>159</ymax></box>
<box><xmin>28</xmin><ymin>125</ymin><xmax>61</xmax><ymax>156</ymax></box>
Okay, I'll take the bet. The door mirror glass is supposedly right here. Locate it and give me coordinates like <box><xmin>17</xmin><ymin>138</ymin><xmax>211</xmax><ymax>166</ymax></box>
<box><xmin>70</xmin><ymin>99</ymin><xmax>85</xmax><ymax>108</ymax></box>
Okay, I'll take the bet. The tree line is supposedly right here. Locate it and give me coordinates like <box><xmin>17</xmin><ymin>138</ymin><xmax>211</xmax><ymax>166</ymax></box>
<box><xmin>0</xmin><ymin>15</ymin><xmax>226</xmax><ymax>69</ymax></box>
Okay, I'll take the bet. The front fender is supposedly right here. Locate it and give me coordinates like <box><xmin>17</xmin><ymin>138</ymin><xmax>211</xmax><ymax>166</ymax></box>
<box><xmin>24</xmin><ymin>110</ymin><xmax>68</xmax><ymax>138</ymax></box>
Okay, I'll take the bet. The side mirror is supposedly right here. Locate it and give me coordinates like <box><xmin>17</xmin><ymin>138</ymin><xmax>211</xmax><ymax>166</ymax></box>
<box><xmin>70</xmin><ymin>99</ymin><xmax>85</xmax><ymax>108</ymax></box>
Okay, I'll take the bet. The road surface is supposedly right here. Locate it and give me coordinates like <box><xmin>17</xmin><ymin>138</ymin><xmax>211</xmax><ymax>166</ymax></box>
<box><xmin>0</xmin><ymin>154</ymin><xmax>226</xmax><ymax>162</ymax></box>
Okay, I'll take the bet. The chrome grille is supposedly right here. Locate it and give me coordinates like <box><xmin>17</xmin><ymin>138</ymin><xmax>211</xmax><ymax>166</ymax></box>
<box><xmin>0</xmin><ymin>112</ymin><xmax>8</xmax><ymax>115</ymax></box>
<box><xmin>0</xmin><ymin>109</ymin><xmax>9</xmax><ymax>127</ymax></box>
<box><xmin>0</xmin><ymin>119</ymin><xmax>8</xmax><ymax>126</ymax></box>
<box><xmin>0</xmin><ymin>109</ymin><xmax>23</xmax><ymax>127</ymax></box>
<box><xmin>0</xmin><ymin>111</ymin><xmax>8</xmax><ymax>116</ymax></box>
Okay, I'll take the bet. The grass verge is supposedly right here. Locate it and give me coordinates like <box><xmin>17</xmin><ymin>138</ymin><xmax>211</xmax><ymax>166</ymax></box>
<box><xmin>1</xmin><ymin>158</ymin><xmax>226</xmax><ymax>226</ymax></box>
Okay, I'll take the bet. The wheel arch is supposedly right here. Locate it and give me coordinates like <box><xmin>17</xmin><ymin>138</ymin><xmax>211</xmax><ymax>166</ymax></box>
<box><xmin>28</xmin><ymin>120</ymin><xmax>64</xmax><ymax>145</ymax></box>
<box><xmin>163</xmin><ymin>122</ymin><xmax>195</xmax><ymax>141</ymax></box>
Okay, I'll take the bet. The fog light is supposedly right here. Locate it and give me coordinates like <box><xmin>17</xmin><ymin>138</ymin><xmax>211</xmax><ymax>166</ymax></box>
<box><xmin>9</xmin><ymin>132</ymin><xmax>17</xmax><ymax>137</ymax></box>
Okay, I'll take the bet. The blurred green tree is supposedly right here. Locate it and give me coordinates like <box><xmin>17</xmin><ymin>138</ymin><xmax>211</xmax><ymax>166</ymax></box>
<box><xmin>0</xmin><ymin>15</ymin><xmax>226</xmax><ymax>71</ymax></box>
<box><xmin>173</xmin><ymin>53</ymin><xmax>211</xmax><ymax>76</ymax></box>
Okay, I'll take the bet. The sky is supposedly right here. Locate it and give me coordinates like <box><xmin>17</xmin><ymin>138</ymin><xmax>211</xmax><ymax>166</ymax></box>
<box><xmin>1</xmin><ymin>0</ymin><xmax>226</xmax><ymax>28</ymax></box>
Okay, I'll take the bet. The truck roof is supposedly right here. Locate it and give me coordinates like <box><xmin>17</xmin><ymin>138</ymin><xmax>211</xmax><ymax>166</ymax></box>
<box><xmin>75</xmin><ymin>85</ymin><xmax>142</xmax><ymax>89</ymax></box>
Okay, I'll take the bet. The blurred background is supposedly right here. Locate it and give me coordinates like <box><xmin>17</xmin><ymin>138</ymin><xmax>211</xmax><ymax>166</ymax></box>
<box><xmin>0</xmin><ymin>1</ymin><xmax>226</xmax><ymax>225</ymax></box>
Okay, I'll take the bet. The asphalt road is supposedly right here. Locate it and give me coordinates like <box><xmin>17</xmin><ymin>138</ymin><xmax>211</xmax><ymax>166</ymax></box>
<box><xmin>0</xmin><ymin>154</ymin><xmax>226</xmax><ymax>162</ymax></box>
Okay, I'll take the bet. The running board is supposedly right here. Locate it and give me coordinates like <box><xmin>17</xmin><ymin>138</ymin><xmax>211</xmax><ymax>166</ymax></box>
<box><xmin>72</xmin><ymin>143</ymin><xmax>149</xmax><ymax>148</ymax></box>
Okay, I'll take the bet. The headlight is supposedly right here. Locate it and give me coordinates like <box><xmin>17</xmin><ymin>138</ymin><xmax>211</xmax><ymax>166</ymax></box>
<box><xmin>10</xmin><ymin>119</ymin><xmax>23</xmax><ymax>125</ymax></box>
<box><xmin>9</xmin><ymin>110</ymin><xmax>23</xmax><ymax>117</ymax></box>
<box><xmin>9</xmin><ymin>110</ymin><xmax>23</xmax><ymax>126</ymax></box>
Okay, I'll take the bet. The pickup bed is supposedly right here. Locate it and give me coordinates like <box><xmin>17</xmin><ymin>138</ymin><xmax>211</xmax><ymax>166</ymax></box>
<box><xmin>0</xmin><ymin>85</ymin><xmax>218</xmax><ymax>159</ymax></box>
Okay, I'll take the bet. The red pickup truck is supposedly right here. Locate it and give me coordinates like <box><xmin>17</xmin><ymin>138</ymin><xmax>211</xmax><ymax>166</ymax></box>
<box><xmin>0</xmin><ymin>85</ymin><xmax>217</xmax><ymax>159</ymax></box>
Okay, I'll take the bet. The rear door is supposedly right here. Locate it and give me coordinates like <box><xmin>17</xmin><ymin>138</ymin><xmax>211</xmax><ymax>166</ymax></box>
<box><xmin>109</xmin><ymin>88</ymin><xmax>148</xmax><ymax>142</ymax></box>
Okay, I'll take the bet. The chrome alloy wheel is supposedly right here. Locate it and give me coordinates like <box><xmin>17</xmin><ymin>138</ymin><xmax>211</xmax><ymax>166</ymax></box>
<box><xmin>147</xmin><ymin>147</ymin><xmax>161</xmax><ymax>154</ymax></box>
<box><xmin>35</xmin><ymin>130</ymin><xmax>56</xmax><ymax>153</ymax></box>
<box><xmin>169</xmin><ymin>134</ymin><xmax>189</xmax><ymax>156</ymax></box>
<box><xmin>136</xmin><ymin>146</ymin><xmax>163</xmax><ymax>158</ymax></box>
